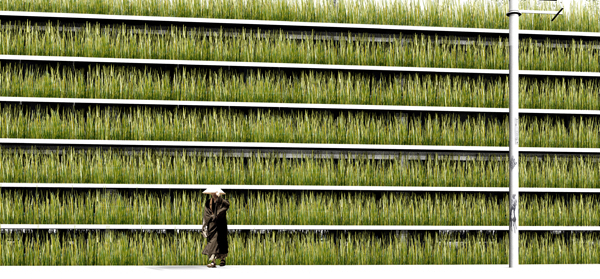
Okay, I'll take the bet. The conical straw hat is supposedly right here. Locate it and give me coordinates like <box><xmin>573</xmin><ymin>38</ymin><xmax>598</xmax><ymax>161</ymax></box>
<box><xmin>203</xmin><ymin>187</ymin><xmax>225</xmax><ymax>195</ymax></box>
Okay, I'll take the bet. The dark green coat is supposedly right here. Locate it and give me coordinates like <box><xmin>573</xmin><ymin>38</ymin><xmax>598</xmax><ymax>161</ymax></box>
<box><xmin>202</xmin><ymin>197</ymin><xmax>229</xmax><ymax>255</ymax></box>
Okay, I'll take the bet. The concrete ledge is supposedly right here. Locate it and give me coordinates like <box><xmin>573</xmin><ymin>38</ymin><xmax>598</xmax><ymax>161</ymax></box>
<box><xmin>3</xmin><ymin>224</ymin><xmax>600</xmax><ymax>232</ymax></box>
<box><xmin>3</xmin><ymin>183</ymin><xmax>600</xmax><ymax>193</ymax></box>
<box><xmin>1</xmin><ymin>264</ymin><xmax>600</xmax><ymax>279</ymax></box>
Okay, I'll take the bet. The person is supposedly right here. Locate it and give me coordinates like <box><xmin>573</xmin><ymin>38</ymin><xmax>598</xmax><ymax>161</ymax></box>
<box><xmin>202</xmin><ymin>187</ymin><xmax>229</xmax><ymax>268</ymax></box>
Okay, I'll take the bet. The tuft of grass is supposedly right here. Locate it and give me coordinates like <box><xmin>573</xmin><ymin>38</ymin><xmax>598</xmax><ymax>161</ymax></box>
<box><xmin>3</xmin><ymin>64</ymin><xmax>600</xmax><ymax>110</ymax></box>
<box><xmin>3</xmin><ymin>189</ymin><xmax>600</xmax><ymax>226</ymax></box>
<box><xmin>3</xmin><ymin>105</ymin><xmax>600</xmax><ymax>148</ymax></box>
<box><xmin>3</xmin><ymin>230</ymin><xmax>600</xmax><ymax>265</ymax></box>
<box><xmin>2</xmin><ymin>148</ymin><xmax>600</xmax><ymax>188</ymax></box>
<box><xmin>0</xmin><ymin>0</ymin><xmax>595</xmax><ymax>32</ymax></box>
<box><xmin>1</xmin><ymin>23</ymin><xmax>599</xmax><ymax>71</ymax></box>
<box><xmin>0</xmin><ymin>105</ymin><xmax>502</xmax><ymax>145</ymax></box>
<box><xmin>0</xmin><ymin>230</ymin><xmax>505</xmax><ymax>265</ymax></box>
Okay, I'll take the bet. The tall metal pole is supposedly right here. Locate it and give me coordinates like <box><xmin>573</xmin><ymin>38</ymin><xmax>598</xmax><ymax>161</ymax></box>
<box><xmin>507</xmin><ymin>0</ymin><xmax>521</xmax><ymax>268</ymax></box>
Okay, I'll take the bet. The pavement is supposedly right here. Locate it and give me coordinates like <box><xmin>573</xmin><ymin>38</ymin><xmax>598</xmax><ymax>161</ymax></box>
<box><xmin>2</xmin><ymin>264</ymin><xmax>600</xmax><ymax>279</ymax></box>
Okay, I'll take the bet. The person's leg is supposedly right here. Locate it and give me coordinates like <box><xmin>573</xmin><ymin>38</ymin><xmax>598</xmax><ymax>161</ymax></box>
<box><xmin>207</xmin><ymin>254</ymin><xmax>216</xmax><ymax>268</ymax></box>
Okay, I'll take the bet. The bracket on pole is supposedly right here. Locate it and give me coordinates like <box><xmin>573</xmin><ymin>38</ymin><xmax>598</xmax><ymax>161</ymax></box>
<box><xmin>506</xmin><ymin>10</ymin><xmax>522</xmax><ymax>16</ymax></box>
<box><xmin>518</xmin><ymin>8</ymin><xmax>563</xmax><ymax>21</ymax></box>
<box><xmin>551</xmin><ymin>8</ymin><xmax>564</xmax><ymax>21</ymax></box>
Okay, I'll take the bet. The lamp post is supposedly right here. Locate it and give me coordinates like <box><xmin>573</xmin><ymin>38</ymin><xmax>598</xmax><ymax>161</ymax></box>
<box><xmin>506</xmin><ymin>0</ymin><xmax>563</xmax><ymax>268</ymax></box>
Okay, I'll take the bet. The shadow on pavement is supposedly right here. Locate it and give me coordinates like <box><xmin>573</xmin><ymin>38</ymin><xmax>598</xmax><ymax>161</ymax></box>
<box><xmin>146</xmin><ymin>266</ymin><xmax>204</xmax><ymax>270</ymax></box>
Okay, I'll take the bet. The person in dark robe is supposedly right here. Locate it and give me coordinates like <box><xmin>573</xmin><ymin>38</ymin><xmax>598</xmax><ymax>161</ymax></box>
<box><xmin>202</xmin><ymin>187</ymin><xmax>229</xmax><ymax>268</ymax></box>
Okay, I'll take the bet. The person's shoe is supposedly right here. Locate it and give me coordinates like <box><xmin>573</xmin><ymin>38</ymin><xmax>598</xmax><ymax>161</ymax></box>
<box><xmin>220</xmin><ymin>259</ymin><xmax>226</xmax><ymax>267</ymax></box>
<box><xmin>207</xmin><ymin>261</ymin><xmax>216</xmax><ymax>268</ymax></box>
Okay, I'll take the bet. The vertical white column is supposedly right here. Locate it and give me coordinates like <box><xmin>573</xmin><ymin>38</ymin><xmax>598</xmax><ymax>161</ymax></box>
<box><xmin>507</xmin><ymin>0</ymin><xmax>520</xmax><ymax>268</ymax></box>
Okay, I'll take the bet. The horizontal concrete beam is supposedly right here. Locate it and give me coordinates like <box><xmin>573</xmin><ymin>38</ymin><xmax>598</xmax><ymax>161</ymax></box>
<box><xmin>2</xmin><ymin>224</ymin><xmax>600</xmax><ymax>232</ymax></box>
<box><xmin>2</xmin><ymin>183</ymin><xmax>600</xmax><ymax>194</ymax></box>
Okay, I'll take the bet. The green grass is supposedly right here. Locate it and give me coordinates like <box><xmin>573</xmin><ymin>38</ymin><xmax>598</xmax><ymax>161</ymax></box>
<box><xmin>3</xmin><ymin>105</ymin><xmax>600</xmax><ymax>148</ymax></box>
<box><xmin>2</xmin><ymin>23</ymin><xmax>599</xmax><ymax>72</ymax></box>
<box><xmin>3</xmin><ymin>64</ymin><xmax>600</xmax><ymax>110</ymax></box>
<box><xmin>0</xmin><ymin>230</ymin><xmax>505</xmax><ymax>265</ymax></box>
<box><xmin>2</xmin><ymin>189</ymin><xmax>600</xmax><ymax>226</ymax></box>
<box><xmin>3</xmin><ymin>230</ymin><xmax>600</xmax><ymax>265</ymax></box>
<box><xmin>1</xmin><ymin>0</ymin><xmax>598</xmax><ymax>266</ymax></box>
<box><xmin>0</xmin><ymin>105</ymin><xmax>501</xmax><ymax>145</ymax></box>
<box><xmin>1</xmin><ymin>0</ymin><xmax>595</xmax><ymax>32</ymax></box>
<box><xmin>2</xmin><ymin>148</ymin><xmax>600</xmax><ymax>188</ymax></box>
